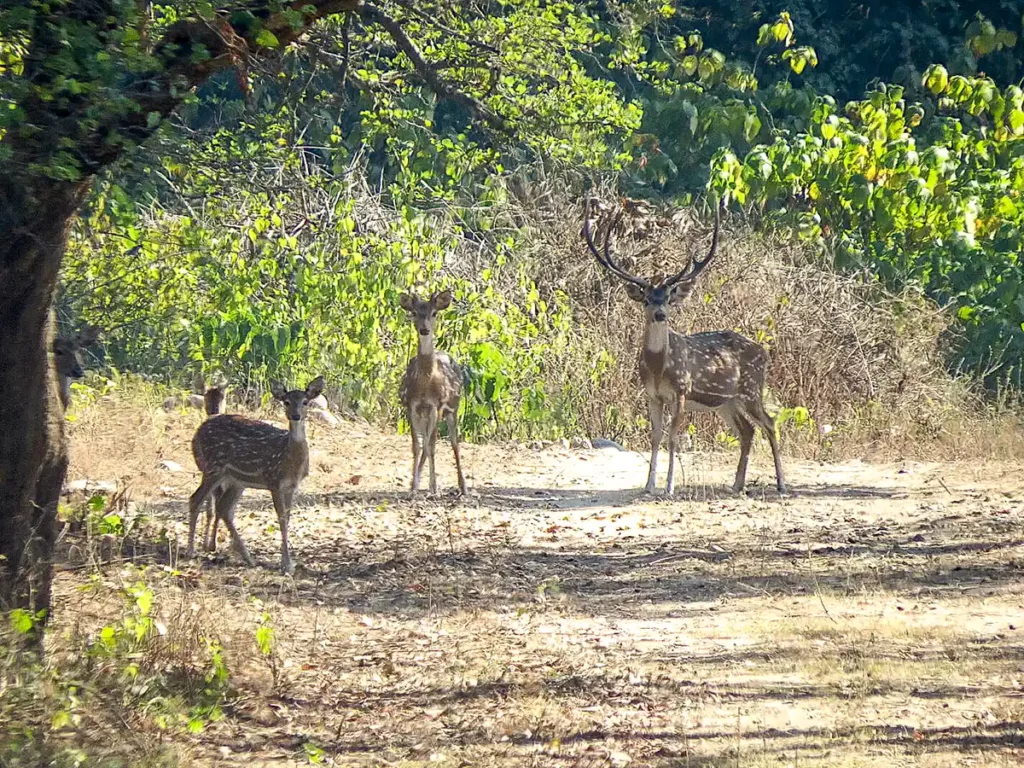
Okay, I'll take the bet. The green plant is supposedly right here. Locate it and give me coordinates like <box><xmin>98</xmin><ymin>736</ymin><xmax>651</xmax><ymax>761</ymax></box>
<box><xmin>712</xmin><ymin>69</ymin><xmax>1024</xmax><ymax>387</ymax></box>
<box><xmin>83</xmin><ymin>572</ymin><xmax>231</xmax><ymax>735</ymax></box>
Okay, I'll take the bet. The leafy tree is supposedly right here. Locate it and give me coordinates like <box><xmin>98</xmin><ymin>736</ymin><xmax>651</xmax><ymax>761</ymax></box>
<box><xmin>679</xmin><ymin>1</ymin><xmax>1022</xmax><ymax>102</ymax></box>
<box><xmin>711</xmin><ymin>72</ymin><xmax>1024</xmax><ymax>386</ymax></box>
<box><xmin>0</xmin><ymin>0</ymin><xmax>638</xmax><ymax>632</ymax></box>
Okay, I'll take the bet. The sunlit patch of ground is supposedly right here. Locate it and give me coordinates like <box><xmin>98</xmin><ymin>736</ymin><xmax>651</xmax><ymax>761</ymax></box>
<box><xmin>52</xmin><ymin>397</ymin><xmax>1024</xmax><ymax>766</ymax></box>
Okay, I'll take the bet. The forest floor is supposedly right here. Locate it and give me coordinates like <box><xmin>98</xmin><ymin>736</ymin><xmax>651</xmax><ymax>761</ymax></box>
<box><xmin>51</xmin><ymin>397</ymin><xmax>1024</xmax><ymax>767</ymax></box>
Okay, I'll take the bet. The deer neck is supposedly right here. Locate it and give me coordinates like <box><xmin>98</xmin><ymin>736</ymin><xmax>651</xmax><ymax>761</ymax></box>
<box><xmin>644</xmin><ymin>320</ymin><xmax>670</xmax><ymax>356</ymax></box>
<box><xmin>58</xmin><ymin>376</ymin><xmax>71</xmax><ymax>410</ymax></box>
<box><xmin>416</xmin><ymin>333</ymin><xmax>437</xmax><ymax>370</ymax></box>
<box><xmin>288</xmin><ymin>417</ymin><xmax>307</xmax><ymax>446</ymax></box>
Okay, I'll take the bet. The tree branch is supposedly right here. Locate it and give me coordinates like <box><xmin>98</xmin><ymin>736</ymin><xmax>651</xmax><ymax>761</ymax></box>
<box><xmin>9</xmin><ymin>0</ymin><xmax>514</xmax><ymax>186</ymax></box>
<box><xmin>359</xmin><ymin>2</ymin><xmax>510</xmax><ymax>134</ymax></box>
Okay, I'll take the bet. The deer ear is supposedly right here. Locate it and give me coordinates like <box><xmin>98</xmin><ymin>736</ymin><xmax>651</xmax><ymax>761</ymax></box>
<box><xmin>76</xmin><ymin>325</ymin><xmax>100</xmax><ymax>346</ymax></box>
<box><xmin>305</xmin><ymin>376</ymin><xmax>325</xmax><ymax>399</ymax></box>
<box><xmin>399</xmin><ymin>293</ymin><xmax>415</xmax><ymax>312</ymax></box>
<box><xmin>270</xmin><ymin>381</ymin><xmax>287</xmax><ymax>400</ymax></box>
<box><xmin>669</xmin><ymin>282</ymin><xmax>695</xmax><ymax>304</ymax></box>
<box><xmin>624</xmin><ymin>284</ymin><xmax>646</xmax><ymax>303</ymax></box>
<box><xmin>432</xmin><ymin>290</ymin><xmax>452</xmax><ymax>310</ymax></box>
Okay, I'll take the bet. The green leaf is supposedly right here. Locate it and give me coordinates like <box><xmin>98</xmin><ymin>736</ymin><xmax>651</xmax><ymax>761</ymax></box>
<box><xmin>743</xmin><ymin>113</ymin><xmax>761</xmax><ymax>142</ymax></box>
<box><xmin>772</xmin><ymin>20</ymin><xmax>791</xmax><ymax>44</ymax></box>
<box><xmin>1008</xmin><ymin>109</ymin><xmax>1024</xmax><ymax>134</ymax></box>
<box><xmin>995</xmin><ymin>29</ymin><xmax>1017</xmax><ymax>48</ymax></box>
<box><xmin>923</xmin><ymin>64</ymin><xmax>949</xmax><ymax>95</ymax></box>
<box><xmin>9</xmin><ymin>608</ymin><xmax>34</xmax><ymax>634</ymax></box>
<box><xmin>255</xmin><ymin>29</ymin><xmax>280</xmax><ymax>48</ymax></box>
<box><xmin>255</xmin><ymin>625</ymin><xmax>274</xmax><ymax>655</ymax></box>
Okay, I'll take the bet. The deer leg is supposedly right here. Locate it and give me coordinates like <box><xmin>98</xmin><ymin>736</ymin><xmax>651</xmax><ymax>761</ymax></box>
<box><xmin>418</xmin><ymin>406</ymin><xmax>439</xmax><ymax>494</ymax></box>
<box><xmin>731</xmin><ymin>414</ymin><xmax>756</xmax><ymax>494</ymax></box>
<box><xmin>410</xmin><ymin>407</ymin><xmax>423</xmax><ymax>492</ymax></box>
<box><xmin>645</xmin><ymin>397</ymin><xmax>664</xmax><ymax>494</ymax></box>
<box><xmin>446</xmin><ymin>410</ymin><xmax>467</xmax><ymax>495</ymax></box>
<box><xmin>666</xmin><ymin>396</ymin><xmax>687</xmax><ymax>496</ymax></box>
<box><xmin>204</xmin><ymin>488</ymin><xmax>222</xmax><ymax>551</ymax></box>
<box><xmin>187</xmin><ymin>478</ymin><xmax>217</xmax><ymax>558</ymax></box>
<box><xmin>215</xmin><ymin>485</ymin><xmax>254</xmax><ymax>567</ymax></box>
<box><xmin>208</xmin><ymin>496</ymin><xmax>221</xmax><ymax>551</ymax></box>
<box><xmin>272</xmin><ymin>487</ymin><xmax>295</xmax><ymax>575</ymax></box>
<box><xmin>751</xmin><ymin>404</ymin><xmax>786</xmax><ymax>494</ymax></box>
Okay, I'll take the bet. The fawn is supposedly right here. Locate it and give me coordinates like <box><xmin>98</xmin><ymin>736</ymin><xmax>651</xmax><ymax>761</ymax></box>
<box><xmin>186</xmin><ymin>376</ymin><xmax>324</xmax><ymax>574</ymax></box>
<box><xmin>399</xmin><ymin>290</ymin><xmax>467</xmax><ymax>494</ymax></box>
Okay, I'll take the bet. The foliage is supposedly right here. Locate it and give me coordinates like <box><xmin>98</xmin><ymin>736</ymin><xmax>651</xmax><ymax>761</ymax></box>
<box><xmin>711</xmin><ymin>72</ymin><xmax>1024</xmax><ymax>385</ymax></box>
<box><xmin>672</xmin><ymin>1</ymin><xmax>1023</xmax><ymax>104</ymax></box>
<box><xmin>63</xmin><ymin>139</ymin><xmax>601</xmax><ymax>439</ymax></box>
<box><xmin>81</xmin><ymin>572</ymin><xmax>231</xmax><ymax>734</ymax></box>
<box><xmin>29</xmin><ymin>0</ymin><xmax>1024</xmax><ymax>438</ymax></box>
<box><xmin>0</xmin><ymin>567</ymin><xmax>231</xmax><ymax>766</ymax></box>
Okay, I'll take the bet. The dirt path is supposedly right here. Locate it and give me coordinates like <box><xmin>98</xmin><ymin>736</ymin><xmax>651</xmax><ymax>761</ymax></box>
<box><xmin>57</xmin><ymin>404</ymin><xmax>1024</xmax><ymax>766</ymax></box>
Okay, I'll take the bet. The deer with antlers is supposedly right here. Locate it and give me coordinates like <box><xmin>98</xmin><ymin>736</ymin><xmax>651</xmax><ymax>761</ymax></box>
<box><xmin>583</xmin><ymin>199</ymin><xmax>785</xmax><ymax>496</ymax></box>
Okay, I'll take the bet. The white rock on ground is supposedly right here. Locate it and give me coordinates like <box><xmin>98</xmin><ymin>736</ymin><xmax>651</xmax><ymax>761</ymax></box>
<box><xmin>591</xmin><ymin>437</ymin><xmax>627</xmax><ymax>451</ymax></box>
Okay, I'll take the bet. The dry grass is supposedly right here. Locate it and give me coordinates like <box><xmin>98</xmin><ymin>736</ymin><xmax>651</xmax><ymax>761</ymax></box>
<box><xmin>3</xmin><ymin>392</ymin><xmax>1021</xmax><ymax>766</ymax></box>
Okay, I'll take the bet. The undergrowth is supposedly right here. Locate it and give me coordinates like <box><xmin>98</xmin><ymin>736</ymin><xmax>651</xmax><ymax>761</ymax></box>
<box><xmin>0</xmin><ymin>482</ymin><xmax>266</xmax><ymax>768</ymax></box>
<box><xmin>61</xmin><ymin>166</ymin><xmax>1023</xmax><ymax>460</ymax></box>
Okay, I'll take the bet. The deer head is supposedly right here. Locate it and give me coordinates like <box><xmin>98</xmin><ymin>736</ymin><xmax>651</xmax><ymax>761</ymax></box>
<box><xmin>583</xmin><ymin>200</ymin><xmax>722</xmax><ymax>324</ymax></box>
<box><xmin>400</xmin><ymin>290</ymin><xmax>453</xmax><ymax>342</ymax></box>
<box><xmin>52</xmin><ymin>325</ymin><xmax>99</xmax><ymax>385</ymax></box>
<box><xmin>53</xmin><ymin>325</ymin><xmax>100</xmax><ymax>382</ymax></box>
<box><xmin>270</xmin><ymin>376</ymin><xmax>325</xmax><ymax>422</ymax></box>
<box><xmin>204</xmin><ymin>386</ymin><xmax>227</xmax><ymax>416</ymax></box>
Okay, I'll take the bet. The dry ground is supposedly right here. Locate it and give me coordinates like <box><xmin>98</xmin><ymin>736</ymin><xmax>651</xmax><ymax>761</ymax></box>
<box><xmin>52</xmin><ymin>396</ymin><xmax>1024</xmax><ymax>767</ymax></box>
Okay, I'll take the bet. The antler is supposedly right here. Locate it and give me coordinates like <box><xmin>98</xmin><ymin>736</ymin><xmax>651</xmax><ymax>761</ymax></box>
<box><xmin>582</xmin><ymin>199</ymin><xmax>652</xmax><ymax>290</ymax></box>
<box><xmin>662</xmin><ymin>199</ymin><xmax>724</xmax><ymax>289</ymax></box>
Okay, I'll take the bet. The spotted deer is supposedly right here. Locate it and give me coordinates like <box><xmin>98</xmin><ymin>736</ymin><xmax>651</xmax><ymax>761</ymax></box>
<box><xmin>399</xmin><ymin>290</ymin><xmax>467</xmax><ymax>495</ymax></box>
<box><xmin>53</xmin><ymin>325</ymin><xmax>100</xmax><ymax>410</ymax></box>
<box><xmin>186</xmin><ymin>376</ymin><xmax>324</xmax><ymax>574</ymax></box>
<box><xmin>583</xmin><ymin>200</ymin><xmax>785</xmax><ymax>495</ymax></box>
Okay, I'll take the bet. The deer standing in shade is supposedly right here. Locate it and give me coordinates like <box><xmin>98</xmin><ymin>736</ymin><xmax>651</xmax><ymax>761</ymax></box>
<box><xmin>186</xmin><ymin>376</ymin><xmax>324</xmax><ymax>574</ymax></box>
<box><xmin>399</xmin><ymin>290</ymin><xmax>467</xmax><ymax>495</ymax></box>
<box><xmin>53</xmin><ymin>326</ymin><xmax>100</xmax><ymax>410</ymax></box>
<box><xmin>583</xmin><ymin>200</ymin><xmax>785</xmax><ymax>496</ymax></box>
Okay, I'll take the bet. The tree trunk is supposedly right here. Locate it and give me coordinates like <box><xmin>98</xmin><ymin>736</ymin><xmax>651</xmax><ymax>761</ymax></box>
<box><xmin>0</xmin><ymin>177</ymin><xmax>90</xmax><ymax>626</ymax></box>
